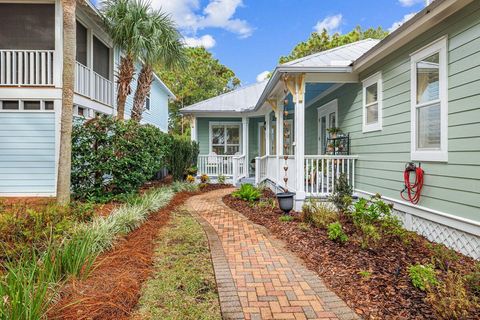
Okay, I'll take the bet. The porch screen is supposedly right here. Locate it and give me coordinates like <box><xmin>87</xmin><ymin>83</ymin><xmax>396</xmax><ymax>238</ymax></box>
<box><xmin>210</xmin><ymin>124</ymin><xmax>241</xmax><ymax>155</ymax></box>
<box><xmin>0</xmin><ymin>4</ymin><xmax>55</xmax><ymax>50</ymax></box>
<box><xmin>93</xmin><ymin>36</ymin><xmax>110</xmax><ymax>79</ymax></box>
<box><xmin>76</xmin><ymin>21</ymin><xmax>88</xmax><ymax>66</ymax></box>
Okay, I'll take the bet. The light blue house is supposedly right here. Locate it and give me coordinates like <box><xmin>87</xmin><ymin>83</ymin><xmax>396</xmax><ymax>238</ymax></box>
<box><xmin>0</xmin><ymin>1</ymin><xmax>174</xmax><ymax>197</ymax></box>
<box><xmin>182</xmin><ymin>0</ymin><xmax>480</xmax><ymax>258</ymax></box>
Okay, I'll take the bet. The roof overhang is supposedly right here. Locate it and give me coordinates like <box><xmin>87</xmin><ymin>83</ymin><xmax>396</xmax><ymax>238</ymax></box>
<box><xmin>354</xmin><ymin>0</ymin><xmax>474</xmax><ymax>73</ymax></box>
<box><xmin>253</xmin><ymin>65</ymin><xmax>357</xmax><ymax>112</ymax></box>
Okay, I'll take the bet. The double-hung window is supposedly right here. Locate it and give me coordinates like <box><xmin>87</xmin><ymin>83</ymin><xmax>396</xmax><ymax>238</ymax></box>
<box><xmin>362</xmin><ymin>72</ymin><xmax>382</xmax><ymax>132</ymax></box>
<box><xmin>210</xmin><ymin>122</ymin><xmax>241</xmax><ymax>155</ymax></box>
<box><xmin>410</xmin><ymin>37</ymin><xmax>448</xmax><ymax>162</ymax></box>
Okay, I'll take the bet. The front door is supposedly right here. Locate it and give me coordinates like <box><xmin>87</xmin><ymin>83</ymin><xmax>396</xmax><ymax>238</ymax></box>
<box><xmin>317</xmin><ymin>100</ymin><xmax>338</xmax><ymax>154</ymax></box>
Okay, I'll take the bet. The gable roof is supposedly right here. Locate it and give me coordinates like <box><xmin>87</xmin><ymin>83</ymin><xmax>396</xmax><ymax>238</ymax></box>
<box><xmin>180</xmin><ymin>81</ymin><xmax>268</xmax><ymax>113</ymax></box>
<box><xmin>282</xmin><ymin>39</ymin><xmax>380</xmax><ymax>68</ymax></box>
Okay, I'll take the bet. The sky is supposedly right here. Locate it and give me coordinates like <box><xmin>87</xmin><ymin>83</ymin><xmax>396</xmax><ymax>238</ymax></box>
<box><xmin>94</xmin><ymin>0</ymin><xmax>429</xmax><ymax>84</ymax></box>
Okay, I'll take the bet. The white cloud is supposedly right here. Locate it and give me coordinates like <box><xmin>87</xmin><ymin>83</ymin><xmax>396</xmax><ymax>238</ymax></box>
<box><xmin>256</xmin><ymin>71</ymin><xmax>270</xmax><ymax>83</ymax></box>
<box><xmin>183</xmin><ymin>34</ymin><xmax>216</xmax><ymax>49</ymax></box>
<box><xmin>398</xmin><ymin>0</ymin><xmax>425</xmax><ymax>7</ymax></box>
<box><xmin>389</xmin><ymin>12</ymin><xmax>417</xmax><ymax>32</ymax></box>
<box><xmin>151</xmin><ymin>0</ymin><xmax>253</xmax><ymax>38</ymax></box>
<box><xmin>314</xmin><ymin>14</ymin><xmax>343</xmax><ymax>34</ymax></box>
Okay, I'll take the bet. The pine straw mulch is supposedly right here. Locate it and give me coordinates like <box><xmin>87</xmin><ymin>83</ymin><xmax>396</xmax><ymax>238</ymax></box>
<box><xmin>48</xmin><ymin>183</ymin><xmax>229</xmax><ymax>320</ymax></box>
<box><xmin>223</xmin><ymin>190</ymin><xmax>479</xmax><ymax>320</ymax></box>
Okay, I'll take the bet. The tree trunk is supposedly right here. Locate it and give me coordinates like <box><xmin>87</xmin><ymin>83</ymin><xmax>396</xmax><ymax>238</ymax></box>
<box><xmin>57</xmin><ymin>0</ymin><xmax>76</xmax><ymax>205</ymax></box>
<box><xmin>131</xmin><ymin>64</ymin><xmax>154</xmax><ymax>122</ymax></box>
<box><xmin>116</xmin><ymin>55</ymin><xmax>135</xmax><ymax>120</ymax></box>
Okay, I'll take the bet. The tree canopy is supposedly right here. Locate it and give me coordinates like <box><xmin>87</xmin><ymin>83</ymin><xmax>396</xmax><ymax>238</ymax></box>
<box><xmin>279</xmin><ymin>26</ymin><xmax>389</xmax><ymax>64</ymax></box>
<box><xmin>156</xmin><ymin>47</ymin><xmax>241</xmax><ymax>135</ymax></box>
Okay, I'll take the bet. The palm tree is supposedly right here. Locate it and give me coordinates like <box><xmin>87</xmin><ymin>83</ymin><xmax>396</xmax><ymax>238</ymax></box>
<box><xmin>102</xmin><ymin>0</ymin><xmax>150</xmax><ymax>120</ymax></box>
<box><xmin>57</xmin><ymin>0</ymin><xmax>76</xmax><ymax>204</ymax></box>
<box><xmin>131</xmin><ymin>10</ymin><xmax>186</xmax><ymax>122</ymax></box>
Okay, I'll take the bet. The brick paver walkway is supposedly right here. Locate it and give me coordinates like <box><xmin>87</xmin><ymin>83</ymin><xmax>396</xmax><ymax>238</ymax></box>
<box><xmin>186</xmin><ymin>188</ymin><xmax>358</xmax><ymax>320</ymax></box>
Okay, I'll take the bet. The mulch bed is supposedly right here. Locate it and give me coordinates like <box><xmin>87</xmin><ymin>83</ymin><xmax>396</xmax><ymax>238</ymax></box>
<box><xmin>48</xmin><ymin>183</ymin><xmax>228</xmax><ymax>320</ymax></box>
<box><xmin>223</xmin><ymin>190</ymin><xmax>479</xmax><ymax>320</ymax></box>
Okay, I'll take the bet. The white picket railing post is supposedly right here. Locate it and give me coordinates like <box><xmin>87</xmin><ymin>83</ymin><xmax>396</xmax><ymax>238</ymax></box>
<box><xmin>255</xmin><ymin>157</ymin><xmax>260</xmax><ymax>185</ymax></box>
<box><xmin>232</xmin><ymin>156</ymin><xmax>239</xmax><ymax>185</ymax></box>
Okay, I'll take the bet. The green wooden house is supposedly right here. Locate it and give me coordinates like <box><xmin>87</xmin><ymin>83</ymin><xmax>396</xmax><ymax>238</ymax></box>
<box><xmin>181</xmin><ymin>0</ymin><xmax>480</xmax><ymax>259</ymax></box>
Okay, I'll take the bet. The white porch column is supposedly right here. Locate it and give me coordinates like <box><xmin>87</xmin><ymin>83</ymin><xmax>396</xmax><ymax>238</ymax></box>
<box><xmin>190</xmin><ymin>116</ymin><xmax>198</xmax><ymax>142</ymax></box>
<box><xmin>294</xmin><ymin>76</ymin><xmax>306</xmax><ymax>206</ymax></box>
<box><xmin>265</xmin><ymin>112</ymin><xmax>271</xmax><ymax>156</ymax></box>
<box><xmin>276</xmin><ymin>103</ymin><xmax>284</xmax><ymax>187</ymax></box>
<box><xmin>242</xmin><ymin>116</ymin><xmax>249</xmax><ymax>157</ymax></box>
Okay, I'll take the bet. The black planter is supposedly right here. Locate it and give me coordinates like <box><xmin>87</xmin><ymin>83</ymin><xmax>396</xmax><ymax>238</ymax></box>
<box><xmin>277</xmin><ymin>192</ymin><xmax>295</xmax><ymax>214</ymax></box>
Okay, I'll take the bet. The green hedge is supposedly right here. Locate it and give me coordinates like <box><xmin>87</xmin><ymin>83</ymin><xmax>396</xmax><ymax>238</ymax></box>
<box><xmin>71</xmin><ymin>116</ymin><xmax>198</xmax><ymax>201</ymax></box>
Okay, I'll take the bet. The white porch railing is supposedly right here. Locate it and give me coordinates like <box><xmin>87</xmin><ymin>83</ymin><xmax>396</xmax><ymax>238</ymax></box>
<box><xmin>255</xmin><ymin>155</ymin><xmax>268</xmax><ymax>184</ymax></box>
<box><xmin>74</xmin><ymin>62</ymin><xmax>113</xmax><ymax>106</ymax></box>
<box><xmin>198</xmin><ymin>154</ymin><xmax>247</xmax><ymax>183</ymax></box>
<box><xmin>304</xmin><ymin>155</ymin><xmax>358</xmax><ymax>197</ymax></box>
<box><xmin>75</xmin><ymin>62</ymin><xmax>90</xmax><ymax>97</ymax></box>
<box><xmin>0</xmin><ymin>50</ymin><xmax>54</xmax><ymax>86</ymax></box>
<box><xmin>255</xmin><ymin>155</ymin><xmax>297</xmax><ymax>192</ymax></box>
<box><xmin>93</xmin><ymin>71</ymin><xmax>113</xmax><ymax>106</ymax></box>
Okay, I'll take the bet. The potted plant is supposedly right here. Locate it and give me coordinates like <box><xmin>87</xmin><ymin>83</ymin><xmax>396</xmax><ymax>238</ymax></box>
<box><xmin>276</xmin><ymin>87</ymin><xmax>295</xmax><ymax>214</ymax></box>
<box><xmin>327</xmin><ymin>143</ymin><xmax>335</xmax><ymax>153</ymax></box>
<box><xmin>327</xmin><ymin>127</ymin><xmax>342</xmax><ymax>139</ymax></box>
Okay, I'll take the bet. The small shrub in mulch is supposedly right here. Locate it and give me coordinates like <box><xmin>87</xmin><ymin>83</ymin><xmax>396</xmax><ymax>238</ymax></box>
<box><xmin>223</xmin><ymin>190</ymin><xmax>480</xmax><ymax>320</ymax></box>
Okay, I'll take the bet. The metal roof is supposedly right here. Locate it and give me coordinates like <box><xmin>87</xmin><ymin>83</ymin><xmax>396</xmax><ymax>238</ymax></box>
<box><xmin>180</xmin><ymin>81</ymin><xmax>268</xmax><ymax>113</ymax></box>
<box><xmin>282</xmin><ymin>39</ymin><xmax>380</xmax><ymax>68</ymax></box>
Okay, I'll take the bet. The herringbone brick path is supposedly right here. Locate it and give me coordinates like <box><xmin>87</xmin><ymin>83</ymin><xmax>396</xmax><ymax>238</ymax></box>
<box><xmin>186</xmin><ymin>188</ymin><xmax>358</xmax><ymax>320</ymax></box>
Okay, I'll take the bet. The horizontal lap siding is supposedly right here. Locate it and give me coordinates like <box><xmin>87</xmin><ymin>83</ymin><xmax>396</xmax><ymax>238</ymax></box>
<box><xmin>197</xmin><ymin>117</ymin><xmax>242</xmax><ymax>155</ymax></box>
<box><xmin>0</xmin><ymin>112</ymin><xmax>56</xmax><ymax>194</ymax></box>
<box><xmin>307</xmin><ymin>2</ymin><xmax>480</xmax><ymax>222</ymax></box>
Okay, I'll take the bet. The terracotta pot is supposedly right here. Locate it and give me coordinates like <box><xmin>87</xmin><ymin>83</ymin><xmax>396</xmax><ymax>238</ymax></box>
<box><xmin>277</xmin><ymin>192</ymin><xmax>295</xmax><ymax>214</ymax></box>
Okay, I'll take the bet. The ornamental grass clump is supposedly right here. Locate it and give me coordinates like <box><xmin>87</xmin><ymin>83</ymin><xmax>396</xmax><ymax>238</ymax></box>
<box><xmin>301</xmin><ymin>199</ymin><xmax>338</xmax><ymax>228</ymax></box>
<box><xmin>172</xmin><ymin>181</ymin><xmax>199</xmax><ymax>193</ymax></box>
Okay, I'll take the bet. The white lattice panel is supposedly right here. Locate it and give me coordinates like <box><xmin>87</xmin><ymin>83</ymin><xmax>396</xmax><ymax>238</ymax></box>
<box><xmin>411</xmin><ymin>216</ymin><xmax>480</xmax><ymax>260</ymax></box>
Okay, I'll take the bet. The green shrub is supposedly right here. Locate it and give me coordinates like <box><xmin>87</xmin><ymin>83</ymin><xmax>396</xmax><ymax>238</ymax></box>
<box><xmin>408</xmin><ymin>264</ymin><xmax>438</xmax><ymax>291</ymax></box>
<box><xmin>71</xmin><ymin>116</ymin><xmax>198</xmax><ymax>201</ymax></box>
<box><xmin>329</xmin><ymin>173</ymin><xmax>353</xmax><ymax>212</ymax></box>
<box><xmin>327</xmin><ymin>222</ymin><xmax>348</xmax><ymax>244</ymax></box>
<box><xmin>232</xmin><ymin>184</ymin><xmax>261</xmax><ymax>202</ymax></box>
<box><xmin>465</xmin><ymin>263</ymin><xmax>480</xmax><ymax>296</ymax></box>
<box><xmin>351</xmin><ymin>195</ymin><xmax>393</xmax><ymax>225</ymax></box>
<box><xmin>426</xmin><ymin>271</ymin><xmax>478</xmax><ymax>319</ymax></box>
<box><xmin>279</xmin><ymin>215</ymin><xmax>294</xmax><ymax>222</ymax></box>
<box><xmin>301</xmin><ymin>199</ymin><xmax>338</xmax><ymax>228</ymax></box>
<box><xmin>217</xmin><ymin>174</ymin><xmax>226</xmax><ymax>184</ymax></box>
<box><xmin>358</xmin><ymin>223</ymin><xmax>381</xmax><ymax>249</ymax></box>
<box><xmin>428</xmin><ymin>243</ymin><xmax>460</xmax><ymax>271</ymax></box>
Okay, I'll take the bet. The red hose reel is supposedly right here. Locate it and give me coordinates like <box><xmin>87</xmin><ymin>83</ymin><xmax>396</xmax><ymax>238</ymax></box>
<box><xmin>401</xmin><ymin>162</ymin><xmax>424</xmax><ymax>205</ymax></box>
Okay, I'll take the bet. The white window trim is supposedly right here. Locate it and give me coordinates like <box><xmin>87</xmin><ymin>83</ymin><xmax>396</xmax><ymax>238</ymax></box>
<box><xmin>410</xmin><ymin>36</ymin><xmax>448</xmax><ymax>162</ymax></box>
<box><xmin>208</xmin><ymin>121</ymin><xmax>242</xmax><ymax>155</ymax></box>
<box><xmin>362</xmin><ymin>72</ymin><xmax>383</xmax><ymax>133</ymax></box>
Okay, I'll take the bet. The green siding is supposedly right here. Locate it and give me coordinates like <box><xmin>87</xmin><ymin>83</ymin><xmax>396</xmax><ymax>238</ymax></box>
<box><xmin>197</xmin><ymin>117</ymin><xmax>242</xmax><ymax>154</ymax></box>
<box><xmin>304</xmin><ymin>2</ymin><xmax>480</xmax><ymax>222</ymax></box>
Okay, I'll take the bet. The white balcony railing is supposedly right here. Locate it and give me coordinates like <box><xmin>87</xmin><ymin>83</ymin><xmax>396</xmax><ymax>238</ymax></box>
<box><xmin>74</xmin><ymin>62</ymin><xmax>113</xmax><ymax>106</ymax></box>
<box><xmin>305</xmin><ymin>155</ymin><xmax>358</xmax><ymax>197</ymax></box>
<box><xmin>0</xmin><ymin>50</ymin><xmax>54</xmax><ymax>86</ymax></box>
<box><xmin>93</xmin><ymin>71</ymin><xmax>113</xmax><ymax>106</ymax></box>
<box><xmin>256</xmin><ymin>155</ymin><xmax>297</xmax><ymax>192</ymax></box>
<box><xmin>75</xmin><ymin>62</ymin><xmax>90</xmax><ymax>97</ymax></box>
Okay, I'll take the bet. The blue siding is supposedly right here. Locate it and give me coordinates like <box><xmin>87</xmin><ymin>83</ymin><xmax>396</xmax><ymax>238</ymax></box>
<box><xmin>123</xmin><ymin>60</ymin><xmax>170</xmax><ymax>132</ymax></box>
<box><xmin>0</xmin><ymin>112</ymin><xmax>56</xmax><ymax>195</ymax></box>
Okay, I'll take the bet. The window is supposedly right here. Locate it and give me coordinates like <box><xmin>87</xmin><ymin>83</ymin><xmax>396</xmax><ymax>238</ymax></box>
<box><xmin>145</xmin><ymin>94</ymin><xmax>151</xmax><ymax>111</ymax></box>
<box><xmin>362</xmin><ymin>72</ymin><xmax>382</xmax><ymax>132</ymax></box>
<box><xmin>44</xmin><ymin>101</ymin><xmax>54</xmax><ymax>111</ymax></box>
<box><xmin>210</xmin><ymin>123</ymin><xmax>241</xmax><ymax>155</ymax></box>
<box><xmin>411</xmin><ymin>37</ymin><xmax>448</xmax><ymax>162</ymax></box>
<box><xmin>1</xmin><ymin>101</ymin><xmax>19</xmax><ymax>110</ymax></box>
<box><xmin>23</xmin><ymin>101</ymin><xmax>41</xmax><ymax>110</ymax></box>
